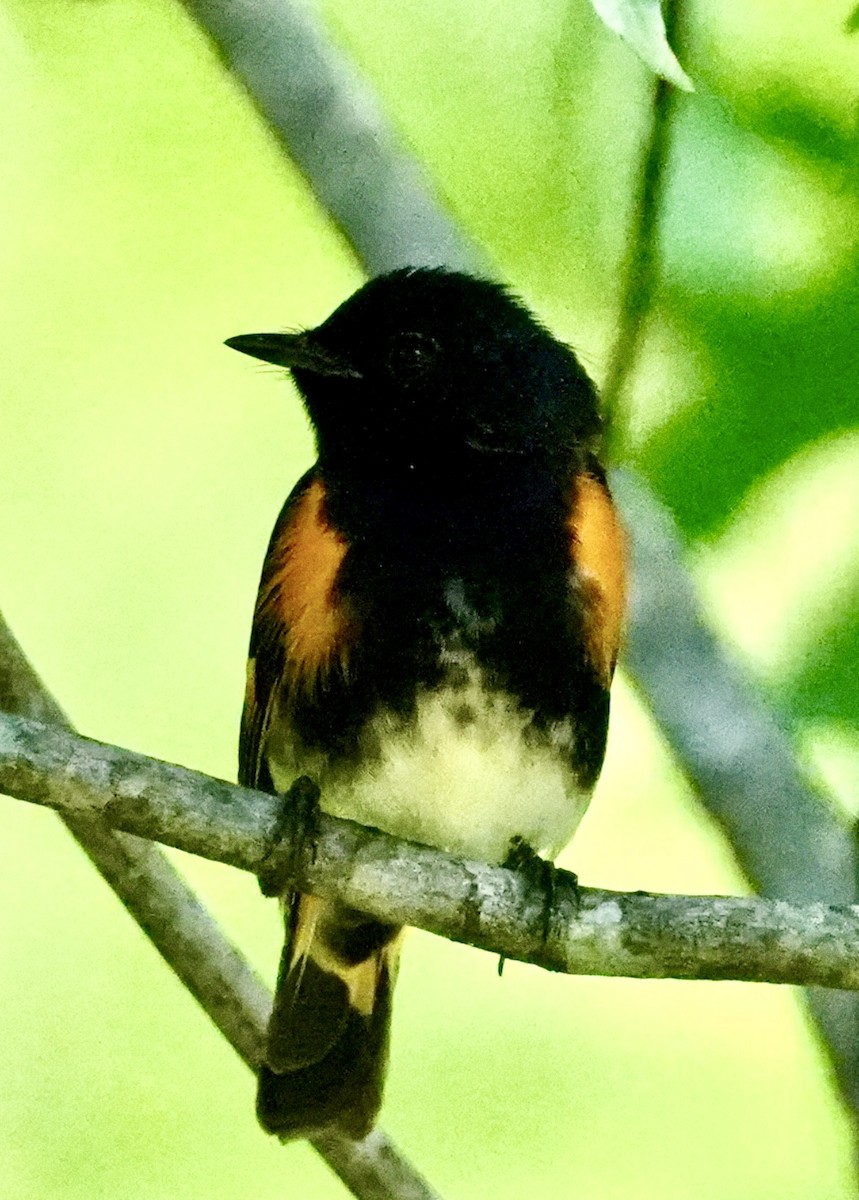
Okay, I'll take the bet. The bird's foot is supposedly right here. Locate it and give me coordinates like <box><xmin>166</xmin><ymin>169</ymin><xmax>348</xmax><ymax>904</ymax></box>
<box><xmin>257</xmin><ymin>775</ymin><xmax>322</xmax><ymax>898</ymax></box>
<box><xmin>497</xmin><ymin>836</ymin><xmax>578</xmax><ymax>976</ymax></box>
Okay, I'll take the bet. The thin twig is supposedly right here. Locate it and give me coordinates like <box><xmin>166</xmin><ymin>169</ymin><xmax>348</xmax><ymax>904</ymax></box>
<box><xmin>3</xmin><ymin>710</ymin><xmax>859</xmax><ymax>992</ymax></box>
<box><xmin>599</xmin><ymin>0</ymin><xmax>680</xmax><ymax>443</ymax></box>
<box><xmin>0</xmin><ymin>615</ymin><xmax>439</xmax><ymax>1200</ymax></box>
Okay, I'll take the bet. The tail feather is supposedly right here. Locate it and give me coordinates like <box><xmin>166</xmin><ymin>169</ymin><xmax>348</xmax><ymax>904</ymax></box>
<box><xmin>257</xmin><ymin>894</ymin><xmax>402</xmax><ymax>1140</ymax></box>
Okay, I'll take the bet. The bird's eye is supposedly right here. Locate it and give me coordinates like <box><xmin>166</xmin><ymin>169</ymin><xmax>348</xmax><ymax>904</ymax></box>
<box><xmin>384</xmin><ymin>331</ymin><xmax>440</xmax><ymax>379</ymax></box>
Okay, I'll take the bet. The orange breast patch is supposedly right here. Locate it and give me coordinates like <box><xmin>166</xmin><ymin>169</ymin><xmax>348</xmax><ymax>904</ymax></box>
<box><xmin>568</xmin><ymin>474</ymin><xmax>627</xmax><ymax>684</ymax></box>
<box><xmin>258</xmin><ymin>479</ymin><xmax>353</xmax><ymax>682</ymax></box>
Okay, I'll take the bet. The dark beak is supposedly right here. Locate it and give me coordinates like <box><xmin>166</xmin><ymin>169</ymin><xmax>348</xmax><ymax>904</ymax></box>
<box><xmin>224</xmin><ymin>331</ymin><xmax>361</xmax><ymax>379</ymax></box>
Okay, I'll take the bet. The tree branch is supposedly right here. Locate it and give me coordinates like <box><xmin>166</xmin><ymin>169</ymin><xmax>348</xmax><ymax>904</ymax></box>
<box><xmin>175</xmin><ymin>0</ymin><xmax>859</xmax><ymax>1121</ymax></box>
<box><xmin>613</xmin><ymin>470</ymin><xmax>859</xmax><ymax>1107</ymax></box>
<box><xmin>2</xmin><ymin>710</ymin><xmax>859</xmax><ymax>992</ymax></box>
<box><xmin>8</xmin><ymin>0</ymin><xmax>853</xmax><ymax>1185</ymax></box>
<box><xmin>0</xmin><ymin>616</ymin><xmax>439</xmax><ymax>1200</ymax></box>
<box><xmin>179</xmin><ymin>0</ymin><xmax>486</xmax><ymax>277</ymax></box>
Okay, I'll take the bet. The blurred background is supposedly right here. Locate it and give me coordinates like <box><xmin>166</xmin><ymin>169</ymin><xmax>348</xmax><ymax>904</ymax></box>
<box><xmin>1</xmin><ymin>0</ymin><xmax>858</xmax><ymax>1196</ymax></box>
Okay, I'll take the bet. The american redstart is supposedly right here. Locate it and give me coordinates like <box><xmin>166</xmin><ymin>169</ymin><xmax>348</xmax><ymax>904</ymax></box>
<box><xmin>226</xmin><ymin>267</ymin><xmax>626</xmax><ymax>1140</ymax></box>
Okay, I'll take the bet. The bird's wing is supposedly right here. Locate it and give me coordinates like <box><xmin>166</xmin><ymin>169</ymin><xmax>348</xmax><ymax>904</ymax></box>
<box><xmin>240</xmin><ymin>471</ymin><xmax>396</xmax><ymax>1140</ymax></box>
<box><xmin>238</xmin><ymin>466</ymin><xmax>354</xmax><ymax>792</ymax></box>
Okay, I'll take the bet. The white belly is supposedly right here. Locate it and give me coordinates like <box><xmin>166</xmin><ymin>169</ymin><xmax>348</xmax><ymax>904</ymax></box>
<box><xmin>268</xmin><ymin>661</ymin><xmax>592</xmax><ymax>866</ymax></box>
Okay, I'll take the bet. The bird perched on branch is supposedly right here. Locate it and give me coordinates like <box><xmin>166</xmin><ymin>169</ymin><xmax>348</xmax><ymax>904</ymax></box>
<box><xmin>227</xmin><ymin>267</ymin><xmax>626</xmax><ymax>1141</ymax></box>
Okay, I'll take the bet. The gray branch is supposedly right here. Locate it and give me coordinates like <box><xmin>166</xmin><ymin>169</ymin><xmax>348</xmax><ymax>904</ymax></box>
<box><xmin>7</xmin><ymin>0</ymin><xmax>851</xmax><ymax>1185</ymax></box>
<box><xmin>0</xmin><ymin>616</ymin><xmax>438</xmax><ymax>1200</ymax></box>
<box><xmin>179</xmin><ymin>0</ymin><xmax>485</xmax><ymax>276</ymax></box>
<box><xmin>2</xmin><ymin>710</ymin><xmax>859</xmax><ymax>991</ymax></box>
<box><xmin>177</xmin><ymin>0</ymin><xmax>859</xmax><ymax>1122</ymax></box>
<box><xmin>613</xmin><ymin>471</ymin><xmax>859</xmax><ymax>1103</ymax></box>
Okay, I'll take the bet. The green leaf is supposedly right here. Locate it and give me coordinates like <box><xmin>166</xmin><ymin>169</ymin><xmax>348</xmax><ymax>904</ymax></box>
<box><xmin>846</xmin><ymin>4</ymin><xmax>859</xmax><ymax>33</ymax></box>
<box><xmin>589</xmin><ymin>0</ymin><xmax>694</xmax><ymax>90</ymax></box>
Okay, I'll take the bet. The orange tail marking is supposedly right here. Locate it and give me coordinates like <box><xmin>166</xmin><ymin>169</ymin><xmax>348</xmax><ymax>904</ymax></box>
<box><xmin>569</xmin><ymin>474</ymin><xmax>628</xmax><ymax>684</ymax></box>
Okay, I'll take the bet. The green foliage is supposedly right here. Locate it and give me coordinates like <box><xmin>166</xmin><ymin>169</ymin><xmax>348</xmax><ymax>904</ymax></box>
<box><xmin>588</xmin><ymin>0</ymin><xmax>693</xmax><ymax>89</ymax></box>
<box><xmin>0</xmin><ymin>0</ymin><xmax>857</xmax><ymax>1197</ymax></box>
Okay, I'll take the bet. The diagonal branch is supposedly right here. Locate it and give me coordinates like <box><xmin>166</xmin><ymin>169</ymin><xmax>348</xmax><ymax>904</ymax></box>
<box><xmin>3</xmin><ymin>710</ymin><xmax>859</xmax><ymax>992</ymax></box>
<box><xmin>612</xmin><ymin>471</ymin><xmax>859</xmax><ymax>1107</ymax></box>
<box><xmin>8</xmin><ymin>0</ymin><xmax>854</xmax><ymax>1184</ymax></box>
<box><xmin>174</xmin><ymin>0</ymin><xmax>859</xmax><ymax>1123</ymax></box>
<box><xmin>179</xmin><ymin>0</ymin><xmax>485</xmax><ymax>277</ymax></box>
<box><xmin>0</xmin><ymin>615</ymin><xmax>439</xmax><ymax>1200</ymax></box>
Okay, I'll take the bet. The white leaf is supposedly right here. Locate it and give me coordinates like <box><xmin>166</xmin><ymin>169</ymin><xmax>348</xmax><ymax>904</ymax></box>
<box><xmin>590</xmin><ymin>0</ymin><xmax>694</xmax><ymax>91</ymax></box>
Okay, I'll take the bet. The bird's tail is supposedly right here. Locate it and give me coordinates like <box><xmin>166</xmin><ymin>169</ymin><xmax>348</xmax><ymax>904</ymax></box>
<box><xmin>257</xmin><ymin>894</ymin><xmax>402</xmax><ymax>1140</ymax></box>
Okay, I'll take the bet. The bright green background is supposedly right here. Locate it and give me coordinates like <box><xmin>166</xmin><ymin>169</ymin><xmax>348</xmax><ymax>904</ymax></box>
<box><xmin>2</xmin><ymin>0</ymin><xmax>858</xmax><ymax>1196</ymax></box>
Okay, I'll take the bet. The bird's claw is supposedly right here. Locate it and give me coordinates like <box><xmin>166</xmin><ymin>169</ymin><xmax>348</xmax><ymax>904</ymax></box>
<box><xmin>257</xmin><ymin>775</ymin><xmax>322</xmax><ymax>898</ymax></box>
<box><xmin>497</xmin><ymin>835</ymin><xmax>579</xmax><ymax>975</ymax></box>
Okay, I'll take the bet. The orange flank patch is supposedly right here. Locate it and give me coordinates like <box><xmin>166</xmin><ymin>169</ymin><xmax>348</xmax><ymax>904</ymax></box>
<box><xmin>568</xmin><ymin>474</ymin><xmax>628</xmax><ymax>683</ymax></box>
<box><xmin>259</xmin><ymin>479</ymin><xmax>353</xmax><ymax>683</ymax></box>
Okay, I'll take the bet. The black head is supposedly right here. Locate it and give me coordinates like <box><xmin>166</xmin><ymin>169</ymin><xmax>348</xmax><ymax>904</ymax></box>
<box><xmin>226</xmin><ymin>268</ymin><xmax>601</xmax><ymax>479</ymax></box>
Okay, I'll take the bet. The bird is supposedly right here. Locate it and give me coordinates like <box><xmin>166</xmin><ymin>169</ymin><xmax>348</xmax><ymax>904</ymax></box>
<box><xmin>226</xmin><ymin>266</ymin><xmax>626</xmax><ymax>1141</ymax></box>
